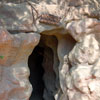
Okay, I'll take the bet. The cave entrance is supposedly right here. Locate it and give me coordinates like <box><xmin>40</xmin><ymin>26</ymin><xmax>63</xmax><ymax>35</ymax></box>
<box><xmin>28</xmin><ymin>35</ymin><xmax>58</xmax><ymax>100</ymax></box>
<box><xmin>28</xmin><ymin>46</ymin><xmax>45</xmax><ymax>100</ymax></box>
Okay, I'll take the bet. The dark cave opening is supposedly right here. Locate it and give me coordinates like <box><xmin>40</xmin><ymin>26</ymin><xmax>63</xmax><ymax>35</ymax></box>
<box><xmin>28</xmin><ymin>46</ymin><xmax>45</xmax><ymax>100</ymax></box>
<box><xmin>28</xmin><ymin>34</ymin><xmax>58</xmax><ymax>100</ymax></box>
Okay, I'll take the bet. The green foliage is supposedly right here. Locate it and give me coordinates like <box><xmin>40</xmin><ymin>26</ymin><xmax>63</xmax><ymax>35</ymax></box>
<box><xmin>0</xmin><ymin>56</ymin><xmax>4</xmax><ymax>59</ymax></box>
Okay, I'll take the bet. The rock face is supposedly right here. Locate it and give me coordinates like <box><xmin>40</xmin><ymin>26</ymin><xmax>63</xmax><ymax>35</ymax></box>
<box><xmin>66</xmin><ymin>34</ymin><xmax>100</xmax><ymax>100</ymax></box>
<box><xmin>0</xmin><ymin>3</ymin><xmax>34</xmax><ymax>32</ymax></box>
<box><xmin>0</xmin><ymin>28</ymin><xmax>40</xmax><ymax>100</ymax></box>
<box><xmin>0</xmin><ymin>0</ymin><xmax>100</xmax><ymax>100</ymax></box>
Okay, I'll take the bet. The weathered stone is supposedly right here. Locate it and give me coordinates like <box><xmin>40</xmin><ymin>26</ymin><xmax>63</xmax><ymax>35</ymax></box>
<box><xmin>0</xmin><ymin>28</ymin><xmax>40</xmax><ymax>100</ymax></box>
<box><xmin>66</xmin><ymin>18</ymin><xmax>100</xmax><ymax>42</ymax></box>
<box><xmin>69</xmin><ymin>34</ymin><xmax>100</xmax><ymax>65</ymax></box>
<box><xmin>0</xmin><ymin>0</ymin><xmax>100</xmax><ymax>100</ymax></box>
<box><xmin>0</xmin><ymin>3</ymin><xmax>34</xmax><ymax>32</ymax></box>
<box><xmin>66</xmin><ymin>34</ymin><xmax>100</xmax><ymax>100</ymax></box>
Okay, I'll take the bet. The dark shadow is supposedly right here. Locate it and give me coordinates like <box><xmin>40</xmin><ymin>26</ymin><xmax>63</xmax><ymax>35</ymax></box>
<box><xmin>28</xmin><ymin>46</ymin><xmax>45</xmax><ymax>100</ymax></box>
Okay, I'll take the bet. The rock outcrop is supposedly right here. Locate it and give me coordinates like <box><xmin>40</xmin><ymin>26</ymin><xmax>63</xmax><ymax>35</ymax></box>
<box><xmin>0</xmin><ymin>28</ymin><xmax>40</xmax><ymax>100</ymax></box>
<box><xmin>0</xmin><ymin>0</ymin><xmax>100</xmax><ymax>100</ymax></box>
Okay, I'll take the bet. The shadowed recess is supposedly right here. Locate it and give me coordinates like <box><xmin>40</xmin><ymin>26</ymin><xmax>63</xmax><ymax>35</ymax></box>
<box><xmin>28</xmin><ymin>46</ymin><xmax>45</xmax><ymax>100</ymax></box>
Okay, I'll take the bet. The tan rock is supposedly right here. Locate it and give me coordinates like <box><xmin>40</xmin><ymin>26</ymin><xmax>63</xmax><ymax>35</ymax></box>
<box><xmin>0</xmin><ymin>3</ymin><xmax>34</xmax><ymax>32</ymax></box>
<box><xmin>0</xmin><ymin>28</ymin><xmax>40</xmax><ymax>100</ymax></box>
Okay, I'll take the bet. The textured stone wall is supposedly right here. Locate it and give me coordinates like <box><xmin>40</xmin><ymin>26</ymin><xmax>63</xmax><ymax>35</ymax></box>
<box><xmin>0</xmin><ymin>0</ymin><xmax>100</xmax><ymax>100</ymax></box>
<box><xmin>0</xmin><ymin>28</ymin><xmax>40</xmax><ymax>100</ymax></box>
